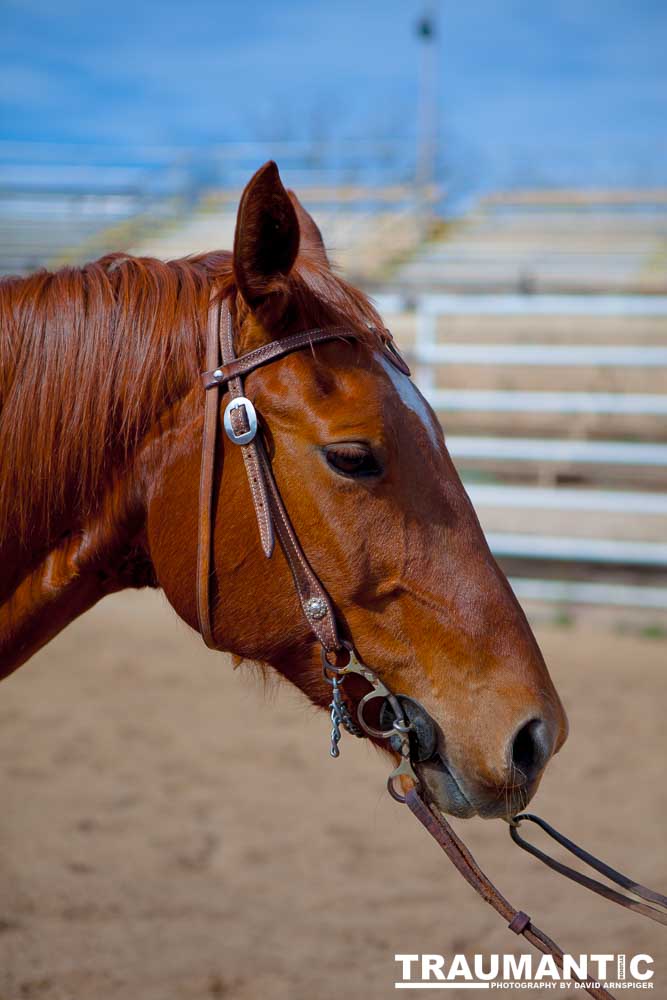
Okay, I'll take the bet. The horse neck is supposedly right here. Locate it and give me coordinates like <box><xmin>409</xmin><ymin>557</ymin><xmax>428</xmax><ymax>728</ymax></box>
<box><xmin>0</xmin><ymin>261</ymin><xmax>209</xmax><ymax>585</ymax></box>
<box><xmin>0</xmin><ymin>384</ymin><xmax>196</xmax><ymax>677</ymax></box>
<box><xmin>0</xmin><ymin>271</ymin><xmax>210</xmax><ymax>675</ymax></box>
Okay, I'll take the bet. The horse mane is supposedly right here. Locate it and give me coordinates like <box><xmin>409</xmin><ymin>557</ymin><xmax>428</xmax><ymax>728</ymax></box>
<box><xmin>0</xmin><ymin>249</ymin><xmax>385</xmax><ymax>551</ymax></box>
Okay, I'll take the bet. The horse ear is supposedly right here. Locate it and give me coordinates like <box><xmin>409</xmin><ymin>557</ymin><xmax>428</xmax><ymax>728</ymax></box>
<box><xmin>287</xmin><ymin>190</ymin><xmax>330</xmax><ymax>266</ymax></box>
<box><xmin>233</xmin><ymin>161</ymin><xmax>300</xmax><ymax>306</ymax></box>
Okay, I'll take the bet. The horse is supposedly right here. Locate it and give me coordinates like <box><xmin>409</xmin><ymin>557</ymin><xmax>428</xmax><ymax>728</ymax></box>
<box><xmin>0</xmin><ymin>161</ymin><xmax>568</xmax><ymax>820</ymax></box>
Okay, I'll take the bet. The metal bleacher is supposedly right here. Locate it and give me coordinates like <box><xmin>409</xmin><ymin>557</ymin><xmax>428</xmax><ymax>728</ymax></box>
<box><xmin>376</xmin><ymin>195</ymin><xmax>667</xmax><ymax>615</ymax></box>
<box><xmin>376</xmin><ymin>286</ymin><xmax>667</xmax><ymax>613</ymax></box>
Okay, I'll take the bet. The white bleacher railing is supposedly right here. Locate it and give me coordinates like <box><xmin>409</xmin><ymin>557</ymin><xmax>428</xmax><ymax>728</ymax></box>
<box><xmin>446</xmin><ymin>437</ymin><xmax>667</xmax><ymax>467</ymax></box>
<box><xmin>375</xmin><ymin>292</ymin><xmax>667</xmax><ymax>608</ymax></box>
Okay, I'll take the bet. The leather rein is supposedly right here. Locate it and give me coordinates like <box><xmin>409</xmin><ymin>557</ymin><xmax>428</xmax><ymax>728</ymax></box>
<box><xmin>197</xmin><ymin>299</ymin><xmax>666</xmax><ymax>1000</ymax></box>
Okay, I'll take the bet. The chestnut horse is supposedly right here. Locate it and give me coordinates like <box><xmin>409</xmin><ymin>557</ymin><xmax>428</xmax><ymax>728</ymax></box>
<box><xmin>0</xmin><ymin>162</ymin><xmax>567</xmax><ymax>819</ymax></box>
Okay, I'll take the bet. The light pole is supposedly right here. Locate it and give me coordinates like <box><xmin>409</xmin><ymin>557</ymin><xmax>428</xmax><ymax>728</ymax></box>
<box><xmin>416</xmin><ymin>3</ymin><xmax>439</xmax><ymax>238</ymax></box>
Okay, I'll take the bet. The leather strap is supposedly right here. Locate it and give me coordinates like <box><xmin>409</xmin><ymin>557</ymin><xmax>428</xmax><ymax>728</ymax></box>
<box><xmin>202</xmin><ymin>324</ymin><xmax>410</xmax><ymax>389</ymax></box>
<box><xmin>196</xmin><ymin>304</ymin><xmax>223</xmax><ymax>648</ymax></box>
<box><xmin>202</xmin><ymin>326</ymin><xmax>353</xmax><ymax>389</ymax></box>
<box><xmin>197</xmin><ymin>299</ymin><xmax>351</xmax><ymax>653</ymax></box>
<box><xmin>510</xmin><ymin>813</ymin><xmax>667</xmax><ymax>926</ymax></box>
<box><xmin>218</xmin><ymin>305</ymin><xmax>275</xmax><ymax>559</ymax></box>
<box><xmin>257</xmin><ymin>446</ymin><xmax>340</xmax><ymax>652</ymax></box>
<box><xmin>202</xmin><ymin>326</ymin><xmax>410</xmax><ymax>389</ymax></box>
<box><xmin>405</xmin><ymin>789</ymin><xmax>615</xmax><ymax>1000</ymax></box>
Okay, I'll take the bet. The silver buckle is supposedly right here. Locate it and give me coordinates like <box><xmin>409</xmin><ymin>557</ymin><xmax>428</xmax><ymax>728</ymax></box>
<box><xmin>223</xmin><ymin>396</ymin><xmax>258</xmax><ymax>445</ymax></box>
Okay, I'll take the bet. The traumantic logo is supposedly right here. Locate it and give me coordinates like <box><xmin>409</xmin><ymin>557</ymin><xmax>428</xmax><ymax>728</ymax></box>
<box><xmin>394</xmin><ymin>953</ymin><xmax>654</xmax><ymax>990</ymax></box>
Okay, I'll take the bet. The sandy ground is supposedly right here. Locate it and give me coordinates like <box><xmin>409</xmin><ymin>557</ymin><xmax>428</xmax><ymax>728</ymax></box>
<box><xmin>0</xmin><ymin>591</ymin><xmax>665</xmax><ymax>1000</ymax></box>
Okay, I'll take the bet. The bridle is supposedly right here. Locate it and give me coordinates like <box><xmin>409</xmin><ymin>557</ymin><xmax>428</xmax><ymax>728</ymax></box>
<box><xmin>197</xmin><ymin>297</ymin><xmax>422</xmax><ymax>790</ymax></box>
<box><xmin>197</xmin><ymin>298</ymin><xmax>666</xmax><ymax>1000</ymax></box>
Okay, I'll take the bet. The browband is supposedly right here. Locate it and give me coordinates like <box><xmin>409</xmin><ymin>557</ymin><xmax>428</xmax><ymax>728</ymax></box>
<box><xmin>201</xmin><ymin>321</ymin><xmax>410</xmax><ymax>389</ymax></box>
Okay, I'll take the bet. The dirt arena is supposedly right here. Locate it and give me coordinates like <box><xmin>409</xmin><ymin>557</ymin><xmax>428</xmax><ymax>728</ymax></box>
<box><xmin>0</xmin><ymin>592</ymin><xmax>664</xmax><ymax>1000</ymax></box>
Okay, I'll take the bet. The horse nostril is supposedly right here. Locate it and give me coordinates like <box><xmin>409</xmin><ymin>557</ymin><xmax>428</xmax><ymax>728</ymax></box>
<box><xmin>510</xmin><ymin>718</ymin><xmax>553</xmax><ymax>785</ymax></box>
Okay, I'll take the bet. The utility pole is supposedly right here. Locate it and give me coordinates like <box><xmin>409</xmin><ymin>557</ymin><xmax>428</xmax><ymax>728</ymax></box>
<box><xmin>416</xmin><ymin>2</ymin><xmax>439</xmax><ymax>239</ymax></box>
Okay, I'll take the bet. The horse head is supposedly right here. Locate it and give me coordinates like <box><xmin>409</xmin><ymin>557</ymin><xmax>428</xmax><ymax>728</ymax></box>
<box><xmin>148</xmin><ymin>162</ymin><xmax>568</xmax><ymax>819</ymax></box>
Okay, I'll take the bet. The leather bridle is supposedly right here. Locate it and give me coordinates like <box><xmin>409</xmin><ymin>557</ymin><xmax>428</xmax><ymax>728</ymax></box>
<box><xmin>197</xmin><ymin>298</ymin><xmax>409</xmax><ymax>654</ymax></box>
<box><xmin>196</xmin><ymin>298</ymin><xmax>666</xmax><ymax>1000</ymax></box>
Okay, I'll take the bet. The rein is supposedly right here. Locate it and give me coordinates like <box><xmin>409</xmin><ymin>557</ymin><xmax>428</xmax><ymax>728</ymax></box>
<box><xmin>198</xmin><ymin>299</ymin><xmax>665</xmax><ymax>1000</ymax></box>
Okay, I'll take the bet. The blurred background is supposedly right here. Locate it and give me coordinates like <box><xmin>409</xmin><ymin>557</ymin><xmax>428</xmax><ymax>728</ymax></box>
<box><xmin>1</xmin><ymin>3</ymin><xmax>666</xmax><ymax>999</ymax></box>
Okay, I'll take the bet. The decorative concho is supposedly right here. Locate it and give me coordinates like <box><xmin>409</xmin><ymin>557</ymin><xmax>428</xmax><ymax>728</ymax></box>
<box><xmin>304</xmin><ymin>596</ymin><xmax>328</xmax><ymax>621</ymax></box>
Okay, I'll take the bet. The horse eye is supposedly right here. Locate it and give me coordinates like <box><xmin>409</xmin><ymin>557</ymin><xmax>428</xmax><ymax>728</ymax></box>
<box><xmin>324</xmin><ymin>443</ymin><xmax>382</xmax><ymax>479</ymax></box>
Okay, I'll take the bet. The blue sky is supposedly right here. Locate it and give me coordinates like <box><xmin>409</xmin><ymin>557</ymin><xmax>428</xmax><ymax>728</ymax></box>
<box><xmin>2</xmin><ymin>0</ymin><xmax>666</xmax><ymax>191</ymax></box>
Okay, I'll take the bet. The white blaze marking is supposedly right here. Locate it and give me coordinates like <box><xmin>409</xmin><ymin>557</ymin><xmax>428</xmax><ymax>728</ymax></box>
<box><xmin>380</xmin><ymin>355</ymin><xmax>440</xmax><ymax>448</ymax></box>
